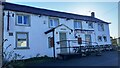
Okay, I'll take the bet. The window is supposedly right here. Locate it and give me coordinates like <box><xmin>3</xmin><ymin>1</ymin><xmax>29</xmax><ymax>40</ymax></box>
<box><xmin>48</xmin><ymin>37</ymin><xmax>53</xmax><ymax>48</ymax></box>
<box><xmin>98</xmin><ymin>23</ymin><xmax>104</xmax><ymax>31</ymax></box>
<box><xmin>88</xmin><ymin>22</ymin><xmax>93</xmax><ymax>28</ymax></box>
<box><xmin>74</xmin><ymin>20</ymin><xmax>82</xmax><ymax>29</ymax></box>
<box><xmin>16</xmin><ymin>32</ymin><xmax>29</xmax><ymax>49</ymax></box>
<box><xmin>103</xmin><ymin>36</ymin><xmax>107</xmax><ymax>42</ymax></box>
<box><xmin>17</xmin><ymin>14</ymin><xmax>30</xmax><ymax>26</ymax></box>
<box><xmin>49</xmin><ymin>17</ymin><xmax>59</xmax><ymax>28</ymax></box>
<box><xmin>18</xmin><ymin>16</ymin><xmax>22</xmax><ymax>24</ymax></box>
<box><xmin>98</xmin><ymin>36</ymin><xmax>102</xmax><ymax>42</ymax></box>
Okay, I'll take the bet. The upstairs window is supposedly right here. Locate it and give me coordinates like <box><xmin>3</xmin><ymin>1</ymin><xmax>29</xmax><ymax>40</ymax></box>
<box><xmin>49</xmin><ymin>17</ymin><xmax>59</xmax><ymax>28</ymax></box>
<box><xmin>103</xmin><ymin>36</ymin><xmax>107</xmax><ymax>42</ymax></box>
<box><xmin>88</xmin><ymin>22</ymin><xmax>93</xmax><ymax>28</ymax></box>
<box><xmin>98</xmin><ymin>23</ymin><xmax>104</xmax><ymax>31</ymax></box>
<box><xmin>16</xmin><ymin>14</ymin><xmax>30</xmax><ymax>26</ymax></box>
<box><xmin>18</xmin><ymin>16</ymin><xmax>22</xmax><ymax>24</ymax></box>
<box><xmin>74</xmin><ymin>20</ymin><xmax>82</xmax><ymax>29</ymax></box>
<box><xmin>98</xmin><ymin>36</ymin><xmax>102</xmax><ymax>42</ymax></box>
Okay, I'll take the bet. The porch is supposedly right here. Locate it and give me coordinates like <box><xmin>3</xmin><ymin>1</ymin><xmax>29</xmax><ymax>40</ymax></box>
<box><xmin>44</xmin><ymin>24</ymin><xmax>113</xmax><ymax>59</ymax></box>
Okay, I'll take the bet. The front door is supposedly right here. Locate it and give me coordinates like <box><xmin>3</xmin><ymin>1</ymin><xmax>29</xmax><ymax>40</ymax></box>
<box><xmin>59</xmin><ymin>32</ymin><xmax>67</xmax><ymax>54</ymax></box>
<box><xmin>85</xmin><ymin>34</ymin><xmax>91</xmax><ymax>46</ymax></box>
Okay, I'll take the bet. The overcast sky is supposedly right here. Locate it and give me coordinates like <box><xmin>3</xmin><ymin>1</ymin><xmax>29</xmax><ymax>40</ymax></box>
<box><xmin>6</xmin><ymin>0</ymin><xmax>119</xmax><ymax>38</ymax></box>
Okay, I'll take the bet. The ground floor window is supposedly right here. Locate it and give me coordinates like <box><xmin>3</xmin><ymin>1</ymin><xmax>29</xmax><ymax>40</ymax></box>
<box><xmin>103</xmin><ymin>36</ymin><xmax>107</xmax><ymax>42</ymax></box>
<box><xmin>16</xmin><ymin>32</ymin><xmax>29</xmax><ymax>49</ymax></box>
<box><xmin>98</xmin><ymin>36</ymin><xmax>102</xmax><ymax>42</ymax></box>
<box><xmin>48</xmin><ymin>37</ymin><xmax>54</xmax><ymax>48</ymax></box>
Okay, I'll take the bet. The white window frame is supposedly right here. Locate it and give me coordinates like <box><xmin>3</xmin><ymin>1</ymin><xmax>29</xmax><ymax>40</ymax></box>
<box><xmin>15</xmin><ymin>32</ymin><xmax>29</xmax><ymax>49</ymax></box>
<box><xmin>49</xmin><ymin>17</ymin><xmax>59</xmax><ymax>28</ymax></box>
<box><xmin>16</xmin><ymin>14</ymin><xmax>30</xmax><ymax>26</ymax></box>
<box><xmin>98</xmin><ymin>23</ymin><xmax>104</xmax><ymax>31</ymax></box>
<box><xmin>88</xmin><ymin>22</ymin><xmax>93</xmax><ymax>28</ymax></box>
<box><xmin>98</xmin><ymin>36</ymin><xmax>102</xmax><ymax>42</ymax></box>
<box><xmin>103</xmin><ymin>36</ymin><xmax>107</xmax><ymax>42</ymax></box>
<box><xmin>74</xmin><ymin>20</ymin><xmax>82</xmax><ymax>29</ymax></box>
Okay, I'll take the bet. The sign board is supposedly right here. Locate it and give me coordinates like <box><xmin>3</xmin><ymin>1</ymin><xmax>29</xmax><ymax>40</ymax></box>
<box><xmin>75</xmin><ymin>30</ymin><xmax>94</xmax><ymax>34</ymax></box>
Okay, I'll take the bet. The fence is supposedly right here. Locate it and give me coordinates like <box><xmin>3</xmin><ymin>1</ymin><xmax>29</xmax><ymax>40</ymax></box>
<box><xmin>56</xmin><ymin>39</ymin><xmax>114</xmax><ymax>55</ymax></box>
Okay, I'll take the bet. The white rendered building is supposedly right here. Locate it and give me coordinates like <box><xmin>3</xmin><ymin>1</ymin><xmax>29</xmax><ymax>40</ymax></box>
<box><xmin>1</xmin><ymin>2</ymin><xmax>111</xmax><ymax>60</ymax></box>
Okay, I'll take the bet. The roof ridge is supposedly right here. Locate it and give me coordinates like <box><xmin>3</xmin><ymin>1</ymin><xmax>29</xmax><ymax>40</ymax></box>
<box><xmin>2</xmin><ymin>2</ymin><xmax>110</xmax><ymax>24</ymax></box>
<box><xmin>3</xmin><ymin>2</ymin><xmax>91</xmax><ymax>17</ymax></box>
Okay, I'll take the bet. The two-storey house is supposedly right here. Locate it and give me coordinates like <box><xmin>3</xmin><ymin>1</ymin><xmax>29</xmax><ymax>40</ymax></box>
<box><xmin>1</xmin><ymin>2</ymin><xmax>111</xmax><ymax>60</ymax></box>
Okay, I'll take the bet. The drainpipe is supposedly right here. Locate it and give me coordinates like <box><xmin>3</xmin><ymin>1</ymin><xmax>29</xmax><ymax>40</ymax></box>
<box><xmin>7</xmin><ymin>11</ymin><xmax>10</xmax><ymax>31</ymax></box>
<box><xmin>0</xmin><ymin>0</ymin><xmax>5</xmax><ymax>68</ymax></box>
<box><xmin>53</xmin><ymin>30</ymin><xmax>55</xmax><ymax>59</ymax></box>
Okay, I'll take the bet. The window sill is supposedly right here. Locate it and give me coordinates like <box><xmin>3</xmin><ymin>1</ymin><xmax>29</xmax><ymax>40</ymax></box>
<box><xmin>49</xmin><ymin>26</ymin><xmax>56</xmax><ymax>28</ymax></box>
<box><xmin>98</xmin><ymin>30</ymin><xmax>104</xmax><ymax>31</ymax></box>
<box><xmin>14</xmin><ymin>47</ymin><xmax>30</xmax><ymax>50</ymax></box>
<box><xmin>74</xmin><ymin>28</ymin><xmax>82</xmax><ymax>29</ymax></box>
<box><xmin>74</xmin><ymin>28</ymin><xmax>82</xmax><ymax>30</ymax></box>
<box><xmin>88</xmin><ymin>27</ymin><xmax>94</xmax><ymax>29</ymax></box>
<box><xmin>16</xmin><ymin>24</ymin><xmax>31</xmax><ymax>27</ymax></box>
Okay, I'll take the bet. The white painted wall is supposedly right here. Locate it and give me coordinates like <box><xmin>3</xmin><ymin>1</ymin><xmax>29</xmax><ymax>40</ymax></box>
<box><xmin>3</xmin><ymin>10</ymin><xmax>111</xmax><ymax>60</ymax></box>
<box><xmin>3</xmin><ymin>11</ymin><xmax>53</xmax><ymax>60</ymax></box>
<box><xmin>94</xmin><ymin>22</ymin><xmax>111</xmax><ymax>45</ymax></box>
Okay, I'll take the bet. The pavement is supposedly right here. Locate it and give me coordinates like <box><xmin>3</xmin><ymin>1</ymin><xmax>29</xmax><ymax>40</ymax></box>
<box><xmin>26</xmin><ymin>51</ymin><xmax>118</xmax><ymax>67</ymax></box>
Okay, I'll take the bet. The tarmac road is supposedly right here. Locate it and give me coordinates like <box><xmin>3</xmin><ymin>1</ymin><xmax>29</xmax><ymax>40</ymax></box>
<box><xmin>27</xmin><ymin>51</ymin><xmax>118</xmax><ymax>66</ymax></box>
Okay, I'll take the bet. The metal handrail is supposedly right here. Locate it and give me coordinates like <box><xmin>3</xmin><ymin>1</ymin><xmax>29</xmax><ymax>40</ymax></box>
<box><xmin>56</xmin><ymin>39</ymin><xmax>98</xmax><ymax>46</ymax></box>
<box><xmin>56</xmin><ymin>39</ymin><xmax>100</xmax><ymax>54</ymax></box>
<box><xmin>56</xmin><ymin>46</ymin><xmax>79</xmax><ymax>49</ymax></box>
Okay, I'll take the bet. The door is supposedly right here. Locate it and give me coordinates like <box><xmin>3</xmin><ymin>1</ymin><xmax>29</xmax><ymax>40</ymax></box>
<box><xmin>59</xmin><ymin>32</ymin><xmax>67</xmax><ymax>54</ymax></box>
<box><xmin>85</xmin><ymin>34</ymin><xmax>91</xmax><ymax>46</ymax></box>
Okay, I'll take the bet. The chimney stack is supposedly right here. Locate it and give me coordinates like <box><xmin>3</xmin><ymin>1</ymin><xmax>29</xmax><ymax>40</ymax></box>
<box><xmin>91</xmin><ymin>12</ymin><xmax>95</xmax><ymax>17</ymax></box>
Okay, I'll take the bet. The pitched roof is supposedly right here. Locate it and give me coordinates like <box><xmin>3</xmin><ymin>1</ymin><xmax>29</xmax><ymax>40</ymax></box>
<box><xmin>45</xmin><ymin>24</ymin><xmax>73</xmax><ymax>34</ymax></box>
<box><xmin>2</xmin><ymin>2</ymin><xmax>110</xmax><ymax>24</ymax></box>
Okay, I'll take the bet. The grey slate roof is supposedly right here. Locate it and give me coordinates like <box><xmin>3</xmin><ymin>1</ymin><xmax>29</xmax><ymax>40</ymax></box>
<box><xmin>2</xmin><ymin>2</ymin><xmax>110</xmax><ymax>24</ymax></box>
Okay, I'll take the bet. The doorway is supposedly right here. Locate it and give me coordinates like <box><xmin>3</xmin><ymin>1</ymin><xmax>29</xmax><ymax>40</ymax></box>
<box><xmin>59</xmin><ymin>32</ymin><xmax>67</xmax><ymax>54</ymax></box>
<box><xmin>85</xmin><ymin>34</ymin><xmax>92</xmax><ymax>46</ymax></box>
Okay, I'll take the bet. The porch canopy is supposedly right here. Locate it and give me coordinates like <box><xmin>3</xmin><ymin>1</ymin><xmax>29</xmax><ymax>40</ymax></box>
<box><xmin>44</xmin><ymin>24</ymin><xmax>73</xmax><ymax>58</ymax></box>
<box><xmin>45</xmin><ymin>24</ymin><xmax>73</xmax><ymax>34</ymax></box>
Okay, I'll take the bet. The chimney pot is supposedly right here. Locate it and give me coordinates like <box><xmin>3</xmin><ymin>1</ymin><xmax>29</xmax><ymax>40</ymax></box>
<box><xmin>91</xmin><ymin>12</ymin><xmax>95</xmax><ymax>17</ymax></box>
